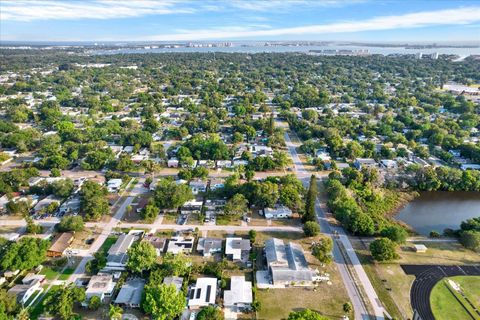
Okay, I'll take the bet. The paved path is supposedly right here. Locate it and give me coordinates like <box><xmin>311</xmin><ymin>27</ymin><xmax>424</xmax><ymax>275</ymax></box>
<box><xmin>284</xmin><ymin>129</ymin><xmax>385</xmax><ymax>320</ymax></box>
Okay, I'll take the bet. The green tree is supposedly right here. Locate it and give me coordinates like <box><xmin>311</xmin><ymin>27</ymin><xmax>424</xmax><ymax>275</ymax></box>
<box><xmin>303</xmin><ymin>175</ymin><xmax>318</xmax><ymax>222</ymax></box>
<box><xmin>57</xmin><ymin>215</ymin><xmax>84</xmax><ymax>232</ymax></box>
<box><xmin>224</xmin><ymin>193</ymin><xmax>248</xmax><ymax>217</ymax></box>
<box><xmin>80</xmin><ymin>181</ymin><xmax>109</xmax><ymax>221</ymax></box>
<box><xmin>109</xmin><ymin>304</ymin><xmax>123</xmax><ymax>320</ymax></box>
<box><xmin>312</xmin><ymin>237</ymin><xmax>333</xmax><ymax>264</ymax></box>
<box><xmin>369</xmin><ymin>238</ymin><xmax>399</xmax><ymax>261</ymax></box>
<box><xmin>380</xmin><ymin>225</ymin><xmax>407</xmax><ymax>244</ymax></box>
<box><xmin>43</xmin><ymin>285</ymin><xmax>86</xmax><ymax>320</ymax></box>
<box><xmin>25</xmin><ymin>216</ymin><xmax>43</xmax><ymax>234</ymax></box>
<box><xmin>1</xmin><ymin>237</ymin><xmax>49</xmax><ymax>271</ymax></box>
<box><xmin>161</xmin><ymin>253</ymin><xmax>191</xmax><ymax>277</ymax></box>
<box><xmin>142</xmin><ymin>284</ymin><xmax>186</xmax><ymax>320</ymax></box>
<box><xmin>88</xmin><ymin>296</ymin><xmax>101</xmax><ymax>310</ymax></box>
<box><xmin>0</xmin><ymin>289</ymin><xmax>18</xmax><ymax>318</ymax></box>
<box><xmin>303</xmin><ymin>221</ymin><xmax>320</xmax><ymax>237</ymax></box>
<box><xmin>154</xmin><ymin>178</ymin><xmax>193</xmax><ymax>210</ymax></box>
<box><xmin>460</xmin><ymin>230</ymin><xmax>480</xmax><ymax>252</ymax></box>
<box><xmin>142</xmin><ymin>202</ymin><xmax>160</xmax><ymax>223</ymax></box>
<box><xmin>252</xmin><ymin>181</ymin><xmax>279</xmax><ymax>209</ymax></box>
<box><xmin>127</xmin><ymin>241</ymin><xmax>157</xmax><ymax>273</ymax></box>
<box><xmin>197</xmin><ymin>306</ymin><xmax>224</xmax><ymax>320</ymax></box>
<box><xmin>288</xmin><ymin>309</ymin><xmax>328</xmax><ymax>320</ymax></box>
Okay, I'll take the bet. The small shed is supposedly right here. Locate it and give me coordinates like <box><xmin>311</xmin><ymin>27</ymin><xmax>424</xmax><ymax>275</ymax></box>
<box><xmin>413</xmin><ymin>244</ymin><xmax>427</xmax><ymax>253</ymax></box>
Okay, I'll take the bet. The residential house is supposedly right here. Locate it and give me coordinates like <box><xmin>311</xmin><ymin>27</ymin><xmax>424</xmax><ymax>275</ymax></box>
<box><xmin>189</xmin><ymin>180</ymin><xmax>208</xmax><ymax>195</ymax></box>
<box><xmin>105</xmin><ymin>234</ymin><xmax>136</xmax><ymax>271</ymax></box>
<box><xmin>8</xmin><ymin>278</ymin><xmax>41</xmax><ymax>305</ymax></box>
<box><xmin>223</xmin><ymin>276</ymin><xmax>252</xmax><ymax>310</ymax></box>
<box><xmin>144</xmin><ymin>236</ymin><xmax>167</xmax><ymax>256</ymax></box>
<box><xmin>163</xmin><ymin>276</ymin><xmax>183</xmax><ymax>292</ymax></box>
<box><xmin>85</xmin><ymin>274</ymin><xmax>115</xmax><ymax>302</ymax></box>
<box><xmin>167</xmin><ymin>236</ymin><xmax>195</xmax><ymax>255</ymax></box>
<box><xmin>114</xmin><ymin>278</ymin><xmax>145</xmax><ymax>308</ymax></box>
<box><xmin>107</xmin><ymin>179</ymin><xmax>123</xmax><ymax>193</ymax></box>
<box><xmin>197</xmin><ymin>238</ymin><xmax>223</xmax><ymax>257</ymax></box>
<box><xmin>225</xmin><ymin>238</ymin><xmax>251</xmax><ymax>262</ymax></box>
<box><xmin>263</xmin><ymin>206</ymin><xmax>293</xmax><ymax>219</ymax></box>
<box><xmin>188</xmin><ymin>277</ymin><xmax>217</xmax><ymax>308</ymax></box>
<box><xmin>353</xmin><ymin>158</ymin><xmax>378</xmax><ymax>170</ymax></box>
<box><xmin>47</xmin><ymin>232</ymin><xmax>74</xmax><ymax>257</ymax></box>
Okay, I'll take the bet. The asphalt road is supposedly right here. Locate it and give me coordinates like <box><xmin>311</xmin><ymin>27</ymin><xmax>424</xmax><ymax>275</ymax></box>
<box><xmin>69</xmin><ymin>178</ymin><xmax>147</xmax><ymax>282</ymax></box>
<box><xmin>283</xmin><ymin>130</ymin><xmax>386</xmax><ymax>320</ymax></box>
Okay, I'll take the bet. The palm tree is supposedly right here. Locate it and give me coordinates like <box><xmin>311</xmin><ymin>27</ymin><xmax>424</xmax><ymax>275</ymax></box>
<box><xmin>109</xmin><ymin>304</ymin><xmax>123</xmax><ymax>320</ymax></box>
<box><xmin>17</xmin><ymin>307</ymin><xmax>30</xmax><ymax>320</ymax></box>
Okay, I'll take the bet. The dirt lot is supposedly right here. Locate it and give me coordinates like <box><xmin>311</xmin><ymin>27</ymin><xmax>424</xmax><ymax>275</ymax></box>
<box><xmin>71</xmin><ymin>228</ymin><xmax>101</xmax><ymax>250</ymax></box>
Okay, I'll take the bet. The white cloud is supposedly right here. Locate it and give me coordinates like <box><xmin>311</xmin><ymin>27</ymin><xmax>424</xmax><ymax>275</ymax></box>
<box><xmin>142</xmin><ymin>7</ymin><xmax>480</xmax><ymax>41</ymax></box>
<box><xmin>0</xmin><ymin>0</ymin><xmax>194</xmax><ymax>21</ymax></box>
<box><xmin>228</xmin><ymin>0</ymin><xmax>364</xmax><ymax>12</ymax></box>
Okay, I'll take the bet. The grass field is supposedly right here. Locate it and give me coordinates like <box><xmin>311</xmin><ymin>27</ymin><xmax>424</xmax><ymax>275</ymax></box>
<box><xmin>255</xmin><ymin>231</ymin><xmax>352</xmax><ymax>320</ymax></box>
<box><xmin>352</xmin><ymin>239</ymin><xmax>480</xmax><ymax>320</ymax></box>
<box><xmin>430</xmin><ymin>276</ymin><xmax>480</xmax><ymax>320</ymax></box>
<box><xmin>257</xmin><ymin>262</ymin><xmax>351</xmax><ymax>320</ymax></box>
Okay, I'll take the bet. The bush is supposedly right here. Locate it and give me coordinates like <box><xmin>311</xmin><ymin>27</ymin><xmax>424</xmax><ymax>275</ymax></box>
<box><xmin>303</xmin><ymin>221</ymin><xmax>320</xmax><ymax>237</ymax></box>
<box><xmin>460</xmin><ymin>230</ymin><xmax>480</xmax><ymax>251</ymax></box>
<box><xmin>88</xmin><ymin>296</ymin><xmax>101</xmax><ymax>310</ymax></box>
<box><xmin>430</xmin><ymin>231</ymin><xmax>441</xmax><ymax>238</ymax></box>
<box><xmin>369</xmin><ymin>238</ymin><xmax>398</xmax><ymax>261</ymax></box>
<box><xmin>380</xmin><ymin>225</ymin><xmax>407</xmax><ymax>244</ymax></box>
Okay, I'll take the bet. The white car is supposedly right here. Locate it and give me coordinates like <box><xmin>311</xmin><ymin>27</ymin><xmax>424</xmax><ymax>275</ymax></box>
<box><xmin>189</xmin><ymin>312</ymin><xmax>197</xmax><ymax>320</ymax></box>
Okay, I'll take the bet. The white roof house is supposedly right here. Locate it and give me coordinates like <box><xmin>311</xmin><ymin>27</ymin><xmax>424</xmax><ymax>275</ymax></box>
<box><xmin>264</xmin><ymin>206</ymin><xmax>293</xmax><ymax>219</ymax></box>
<box><xmin>223</xmin><ymin>276</ymin><xmax>252</xmax><ymax>309</ymax></box>
<box><xmin>188</xmin><ymin>277</ymin><xmax>217</xmax><ymax>308</ymax></box>
<box><xmin>166</xmin><ymin>236</ymin><xmax>195</xmax><ymax>255</ymax></box>
<box><xmin>107</xmin><ymin>179</ymin><xmax>123</xmax><ymax>193</ymax></box>
<box><xmin>85</xmin><ymin>274</ymin><xmax>115</xmax><ymax>302</ymax></box>
<box><xmin>225</xmin><ymin>237</ymin><xmax>251</xmax><ymax>261</ymax></box>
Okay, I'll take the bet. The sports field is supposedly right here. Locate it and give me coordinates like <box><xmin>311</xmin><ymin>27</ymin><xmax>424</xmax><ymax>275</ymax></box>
<box><xmin>430</xmin><ymin>276</ymin><xmax>480</xmax><ymax>320</ymax></box>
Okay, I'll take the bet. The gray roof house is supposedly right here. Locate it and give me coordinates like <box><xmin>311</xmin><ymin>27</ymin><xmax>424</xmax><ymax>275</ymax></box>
<box><xmin>264</xmin><ymin>238</ymin><xmax>315</xmax><ymax>287</ymax></box>
<box><xmin>163</xmin><ymin>276</ymin><xmax>183</xmax><ymax>292</ymax></box>
<box><xmin>105</xmin><ymin>234</ymin><xmax>136</xmax><ymax>271</ymax></box>
<box><xmin>197</xmin><ymin>238</ymin><xmax>223</xmax><ymax>257</ymax></box>
<box><xmin>114</xmin><ymin>278</ymin><xmax>145</xmax><ymax>308</ymax></box>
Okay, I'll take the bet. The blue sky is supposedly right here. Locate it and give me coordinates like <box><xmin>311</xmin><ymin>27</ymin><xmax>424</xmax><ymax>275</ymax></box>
<box><xmin>1</xmin><ymin>0</ymin><xmax>480</xmax><ymax>42</ymax></box>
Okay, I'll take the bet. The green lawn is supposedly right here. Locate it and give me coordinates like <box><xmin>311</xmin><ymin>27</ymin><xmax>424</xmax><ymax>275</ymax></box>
<box><xmin>58</xmin><ymin>268</ymin><xmax>74</xmax><ymax>281</ymax></box>
<box><xmin>98</xmin><ymin>236</ymin><xmax>118</xmax><ymax>256</ymax></box>
<box><xmin>430</xmin><ymin>277</ymin><xmax>480</xmax><ymax>320</ymax></box>
<box><xmin>39</xmin><ymin>267</ymin><xmax>59</xmax><ymax>280</ymax></box>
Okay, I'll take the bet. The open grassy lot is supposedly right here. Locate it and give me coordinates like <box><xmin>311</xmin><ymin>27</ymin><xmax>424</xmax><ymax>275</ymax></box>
<box><xmin>257</xmin><ymin>261</ymin><xmax>350</xmax><ymax>320</ymax></box>
<box><xmin>430</xmin><ymin>276</ymin><xmax>480</xmax><ymax>320</ymax></box>
<box><xmin>255</xmin><ymin>231</ymin><xmax>351</xmax><ymax>320</ymax></box>
<box><xmin>351</xmin><ymin>239</ymin><xmax>480</xmax><ymax>320</ymax></box>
